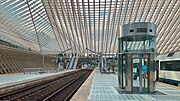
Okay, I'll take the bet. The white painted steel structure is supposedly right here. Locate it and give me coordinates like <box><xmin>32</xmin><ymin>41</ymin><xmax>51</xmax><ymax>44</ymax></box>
<box><xmin>0</xmin><ymin>0</ymin><xmax>179</xmax><ymax>55</ymax></box>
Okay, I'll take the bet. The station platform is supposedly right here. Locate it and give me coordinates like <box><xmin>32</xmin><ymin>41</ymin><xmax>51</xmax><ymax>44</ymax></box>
<box><xmin>72</xmin><ymin>68</ymin><xmax>180</xmax><ymax>101</ymax></box>
<box><xmin>0</xmin><ymin>69</ymin><xmax>76</xmax><ymax>89</ymax></box>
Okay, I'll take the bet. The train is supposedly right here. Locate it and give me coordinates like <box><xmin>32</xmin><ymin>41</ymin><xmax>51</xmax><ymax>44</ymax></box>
<box><xmin>156</xmin><ymin>51</ymin><xmax>180</xmax><ymax>86</ymax></box>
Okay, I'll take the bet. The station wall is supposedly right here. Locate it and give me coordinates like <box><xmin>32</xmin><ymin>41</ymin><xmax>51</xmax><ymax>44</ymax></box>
<box><xmin>0</xmin><ymin>45</ymin><xmax>56</xmax><ymax>74</ymax></box>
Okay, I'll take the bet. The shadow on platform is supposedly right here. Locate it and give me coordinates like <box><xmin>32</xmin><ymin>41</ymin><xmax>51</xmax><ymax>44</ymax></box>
<box><xmin>114</xmin><ymin>87</ymin><xmax>166</xmax><ymax>95</ymax></box>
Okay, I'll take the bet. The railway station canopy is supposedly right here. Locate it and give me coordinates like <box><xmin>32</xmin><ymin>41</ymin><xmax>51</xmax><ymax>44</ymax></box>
<box><xmin>0</xmin><ymin>0</ymin><xmax>179</xmax><ymax>55</ymax></box>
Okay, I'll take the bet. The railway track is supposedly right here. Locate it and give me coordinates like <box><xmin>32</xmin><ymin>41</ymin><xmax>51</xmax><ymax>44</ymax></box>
<box><xmin>0</xmin><ymin>69</ymin><xmax>93</xmax><ymax>101</ymax></box>
<box><xmin>44</xmin><ymin>70</ymin><xmax>92</xmax><ymax>101</ymax></box>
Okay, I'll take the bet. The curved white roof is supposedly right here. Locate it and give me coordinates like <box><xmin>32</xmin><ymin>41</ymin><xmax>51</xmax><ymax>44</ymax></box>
<box><xmin>0</xmin><ymin>0</ymin><xmax>179</xmax><ymax>54</ymax></box>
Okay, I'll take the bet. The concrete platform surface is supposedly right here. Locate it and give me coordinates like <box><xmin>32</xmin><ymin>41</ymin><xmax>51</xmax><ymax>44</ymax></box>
<box><xmin>0</xmin><ymin>69</ymin><xmax>76</xmax><ymax>88</ymax></box>
<box><xmin>75</xmin><ymin>68</ymin><xmax>180</xmax><ymax>101</ymax></box>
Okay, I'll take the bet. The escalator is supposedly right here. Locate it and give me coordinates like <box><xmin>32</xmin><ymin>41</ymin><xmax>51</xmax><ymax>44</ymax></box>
<box><xmin>66</xmin><ymin>55</ymin><xmax>78</xmax><ymax>69</ymax></box>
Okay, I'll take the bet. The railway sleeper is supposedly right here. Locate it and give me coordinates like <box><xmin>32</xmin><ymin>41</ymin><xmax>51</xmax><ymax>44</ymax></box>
<box><xmin>17</xmin><ymin>70</ymin><xmax>90</xmax><ymax>100</ymax></box>
<box><xmin>0</xmin><ymin>70</ymin><xmax>82</xmax><ymax>100</ymax></box>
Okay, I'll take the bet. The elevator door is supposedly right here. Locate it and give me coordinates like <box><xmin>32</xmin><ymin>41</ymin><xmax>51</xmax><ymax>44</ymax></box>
<box><xmin>132</xmin><ymin>58</ymin><xmax>148</xmax><ymax>93</ymax></box>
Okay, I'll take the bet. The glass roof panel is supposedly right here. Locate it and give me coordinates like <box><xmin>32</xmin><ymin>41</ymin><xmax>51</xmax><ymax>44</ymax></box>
<box><xmin>0</xmin><ymin>0</ymin><xmax>179</xmax><ymax>54</ymax></box>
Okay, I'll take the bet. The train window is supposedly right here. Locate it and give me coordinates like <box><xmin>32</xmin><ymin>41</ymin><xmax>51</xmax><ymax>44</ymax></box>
<box><xmin>160</xmin><ymin>62</ymin><xmax>166</xmax><ymax>70</ymax></box>
<box><xmin>160</xmin><ymin>60</ymin><xmax>180</xmax><ymax>71</ymax></box>
<box><xmin>174</xmin><ymin>64</ymin><xmax>180</xmax><ymax>71</ymax></box>
<box><xmin>166</xmin><ymin>64</ymin><xmax>172</xmax><ymax>70</ymax></box>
